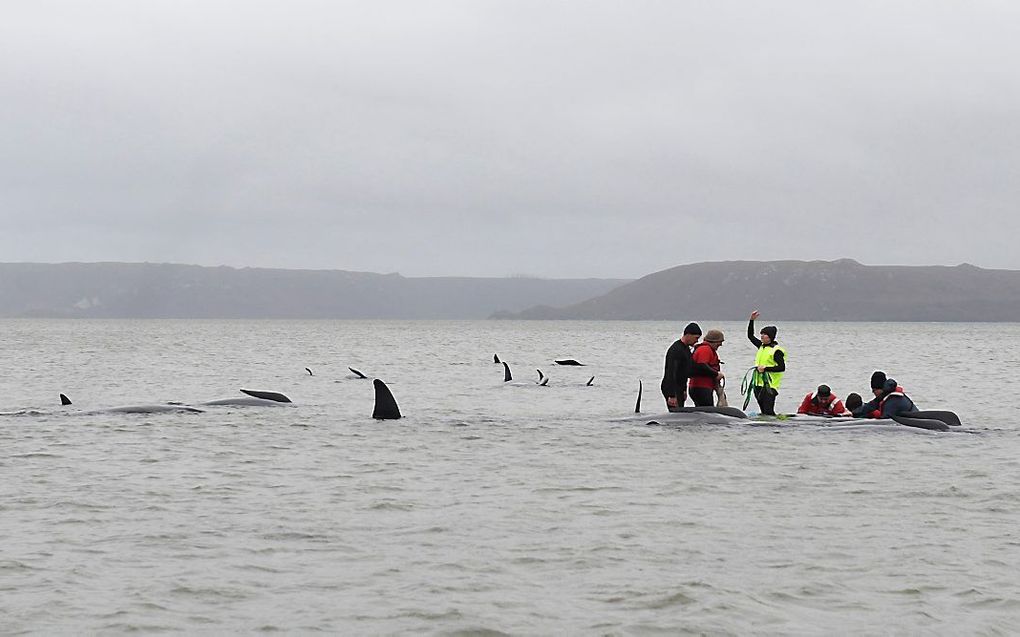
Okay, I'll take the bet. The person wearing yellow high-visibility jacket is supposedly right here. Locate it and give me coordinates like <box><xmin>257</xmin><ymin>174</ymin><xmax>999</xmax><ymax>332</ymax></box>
<box><xmin>746</xmin><ymin>310</ymin><xmax>787</xmax><ymax>415</ymax></box>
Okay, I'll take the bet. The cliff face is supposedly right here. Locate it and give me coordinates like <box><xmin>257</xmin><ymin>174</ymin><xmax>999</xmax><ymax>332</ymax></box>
<box><xmin>499</xmin><ymin>260</ymin><xmax>1020</xmax><ymax>321</ymax></box>
<box><xmin>0</xmin><ymin>262</ymin><xmax>628</xmax><ymax>319</ymax></box>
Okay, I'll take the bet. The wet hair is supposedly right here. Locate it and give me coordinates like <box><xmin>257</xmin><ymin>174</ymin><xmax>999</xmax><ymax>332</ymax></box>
<box><xmin>845</xmin><ymin>392</ymin><xmax>863</xmax><ymax>412</ymax></box>
<box><xmin>870</xmin><ymin>371</ymin><xmax>887</xmax><ymax>390</ymax></box>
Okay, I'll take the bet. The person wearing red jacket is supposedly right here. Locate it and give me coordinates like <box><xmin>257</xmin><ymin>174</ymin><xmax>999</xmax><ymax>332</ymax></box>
<box><xmin>797</xmin><ymin>384</ymin><xmax>845</xmax><ymax>416</ymax></box>
<box><xmin>688</xmin><ymin>329</ymin><xmax>726</xmax><ymax>406</ymax></box>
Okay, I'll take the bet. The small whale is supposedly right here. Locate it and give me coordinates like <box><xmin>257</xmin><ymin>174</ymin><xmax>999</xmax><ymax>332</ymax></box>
<box><xmin>305</xmin><ymin>367</ymin><xmax>313</xmax><ymax>376</ymax></box>
<box><xmin>349</xmin><ymin>367</ymin><xmax>368</xmax><ymax>379</ymax></box>
<box><xmin>554</xmin><ymin>359</ymin><xmax>585</xmax><ymax>366</ymax></box>
<box><xmin>59</xmin><ymin>394</ymin><xmax>204</xmax><ymax>414</ymax></box>
<box><xmin>503</xmin><ymin>362</ymin><xmax>512</xmax><ymax>383</ymax></box>
<box><xmin>493</xmin><ymin>354</ymin><xmax>501</xmax><ymax>364</ymax></box>
<box><xmin>586</xmin><ymin>376</ymin><xmax>595</xmax><ymax>386</ymax></box>
<box><xmin>373</xmin><ymin>379</ymin><xmax>401</xmax><ymax>420</ymax></box>
<box><xmin>239</xmin><ymin>389</ymin><xmax>291</xmax><ymax>403</ymax></box>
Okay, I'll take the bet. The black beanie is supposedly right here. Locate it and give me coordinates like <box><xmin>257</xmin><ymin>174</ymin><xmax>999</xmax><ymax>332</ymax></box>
<box><xmin>817</xmin><ymin>384</ymin><xmax>831</xmax><ymax>397</ymax></box>
<box><xmin>883</xmin><ymin>378</ymin><xmax>898</xmax><ymax>394</ymax></box>
<box><xmin>684</xmin><ymin>322</ymin><xmax>702</xmax><ymax>336</ymax></box>
<box><xmin>870</xmin><ymin>371</ymin><xmax>887</xmax><ymax>390</ymax></box>
<box><xmin>760</xmin><ymin>325</ymin><xmax>777</xmax><ymax>340</ymax></box>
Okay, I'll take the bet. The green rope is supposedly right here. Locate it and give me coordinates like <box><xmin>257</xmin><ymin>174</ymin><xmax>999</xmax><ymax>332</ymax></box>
<box><xmin>740</xmin><ymin>367</ymin><xmax>772</xmax><ymax>410</ymax></box>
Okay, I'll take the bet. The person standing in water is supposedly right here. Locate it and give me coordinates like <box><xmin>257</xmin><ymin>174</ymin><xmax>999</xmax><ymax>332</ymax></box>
<box><xmin>746</xmin><ymin>310</ymin><xmax>787</xmax><ymax>416</ymax></box>
<box><xmin>661</xmin><ymin>322</ymin><xmax>702</xmax><ymax>412</ymax></box>
<box><xmin>688</xmin><ymin>329</ymin><xmax>726</xmax><ymax>407</ymax></box>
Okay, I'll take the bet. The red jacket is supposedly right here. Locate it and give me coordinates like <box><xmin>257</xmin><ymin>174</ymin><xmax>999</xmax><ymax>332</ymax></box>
<box><xmin>798</xmin><ymin>392</ymin><xmax>846</xmax><ymax>416</ymax></box>
<box><xmin>688</xmin><ymin>342</ymin><xmax>720</xmax><ymax>389</ymax></box>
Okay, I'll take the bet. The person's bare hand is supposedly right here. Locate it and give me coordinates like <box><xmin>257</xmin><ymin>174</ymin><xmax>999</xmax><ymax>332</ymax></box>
<box><xmin>750</xmin><ymin>310</ymin><xmax>760</xmax><ymax>320</ymax></box>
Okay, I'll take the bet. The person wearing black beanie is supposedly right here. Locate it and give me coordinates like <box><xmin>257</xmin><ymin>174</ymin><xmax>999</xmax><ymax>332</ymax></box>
<box><xmin>870</xmin><ymin>371</ymin><xmax>887</xmax><ymax>396</ymax></box>
<box><xmin>660</xmin><ymin>322</ymin><xmax>702</xmax><ymax>411</ymax></box>
<box><xmin>746</xmin><ymin>310</ymin><xmax>787</xmax><ymax>416</ymax></box>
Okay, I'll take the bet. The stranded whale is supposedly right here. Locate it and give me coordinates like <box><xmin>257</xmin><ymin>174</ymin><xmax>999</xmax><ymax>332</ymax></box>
<box><xmin>373</xmin><ymin>379</ymin><xmax>401</xmax><ymax>419</ymax></box>
<box><xmin>59</xmin><ymin>394</ymin><xmax>205</xmax><ymax>414</ymax></box>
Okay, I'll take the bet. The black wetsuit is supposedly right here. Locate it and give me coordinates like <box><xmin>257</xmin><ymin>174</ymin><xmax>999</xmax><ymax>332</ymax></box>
<box><xmin>661</xmin><ymin>339</ymin><xmax>694</xmax><ymax>410</ymax></box>
<box><xmin>852</xmin><ymin>393</ymin><xmax>918</xmax><ymax>419</ymax></box>
<box><xmin>747</xmin><ymin>319</ymin><xmax>786</xmax><ymax>416</ymax></box>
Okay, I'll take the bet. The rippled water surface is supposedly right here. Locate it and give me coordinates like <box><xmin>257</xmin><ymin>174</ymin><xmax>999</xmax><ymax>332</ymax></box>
<box><xmin>2</xmin><ymin>319</ymin><xmax>1019</xmax><ymax>634</ymax></box>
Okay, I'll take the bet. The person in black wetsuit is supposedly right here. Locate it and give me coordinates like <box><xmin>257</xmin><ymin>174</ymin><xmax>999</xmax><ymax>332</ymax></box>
<box><xmin>852</xmin><ymin>377</ymin><xmax>919</xmax><ymax>418</ymax></box>
<box><xmin>660</xmin><ymin>322</ymin><xmax>703</xmax><ymax>412</ymax></box>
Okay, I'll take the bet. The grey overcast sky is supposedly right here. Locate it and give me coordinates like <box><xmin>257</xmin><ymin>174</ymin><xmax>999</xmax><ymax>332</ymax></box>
<box><xmin>2</xmin><ymin>1</ymin><xmax>1019</xmax><ymax>278</ymax></box>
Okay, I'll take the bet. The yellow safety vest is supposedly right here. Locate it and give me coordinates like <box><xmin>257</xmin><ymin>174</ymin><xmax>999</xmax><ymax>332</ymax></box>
<box><xmin>754</xmin><ymin>345</ymin><xmax>787</xmax><ymax>390</ymax></box>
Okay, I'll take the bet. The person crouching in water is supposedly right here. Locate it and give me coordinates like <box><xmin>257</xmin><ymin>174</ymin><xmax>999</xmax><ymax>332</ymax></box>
<box><xmin>688</xmin><ymin>329</ymin><xmax>726</xmax><ymax>406</ymax></box>
<box><xmin>747</xmin><ymin>310</ymin><xmax>787</xmax><ymax>416</ymax></box>
<box><xmin>851</xmin><ymin>376</ymin><xmax>919</xmax><ymax>419</ymax></box>
<box><xmin>797</xmin><ymin>384</ymin><xmax>845</xmax><ymax>416</ymax></box>
<box><xmin>661</xmin><ymin>322</ymin><xmax>702</xmax><ymax>412</ymax></box>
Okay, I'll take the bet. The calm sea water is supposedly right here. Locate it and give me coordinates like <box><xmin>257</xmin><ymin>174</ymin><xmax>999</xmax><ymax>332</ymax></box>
<box><xmin>1</xmin><ymin>319</ymin><xmax>1018</xmax><ymax>634</ymax></box>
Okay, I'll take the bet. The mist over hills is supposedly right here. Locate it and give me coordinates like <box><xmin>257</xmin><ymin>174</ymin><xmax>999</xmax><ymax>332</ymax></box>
<box><xmin>0</xmin><ymin>262</ymin><xmax>628</xmax><ymax>319</ymax></box>
<box><xmin>4</xmin><ymin>260</ymin><xmax>1018</xmax><ymax>321</ymax></box>
<box><xmin>496</xmin><ymin>259</ymin><xmax>1020</xmax><ymax>322</ymax></box>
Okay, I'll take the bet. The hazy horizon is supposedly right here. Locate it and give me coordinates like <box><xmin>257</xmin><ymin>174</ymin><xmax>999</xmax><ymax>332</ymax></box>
<box><xmin>3</xmin><ymin>1</ymin><xmax>1018</xmax><ymax>278</ymax></box>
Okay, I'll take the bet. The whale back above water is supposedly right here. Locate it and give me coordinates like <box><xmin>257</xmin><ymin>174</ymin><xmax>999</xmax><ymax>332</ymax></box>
<box><xmin>239</xmin><ymin>389</ymin><xmax>292</xmax><ymax>403</ymax></box>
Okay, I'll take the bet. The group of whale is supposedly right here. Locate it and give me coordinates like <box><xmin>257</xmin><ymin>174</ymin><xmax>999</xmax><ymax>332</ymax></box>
<box><xmin>55</xmin><ymin>377</ymin><xmax>403</xmax><ymax>420</ymax></box>
<box><xmin>39</xmin><ymin>353</ymin><xmax>964</xmax><ymax>432</ymax></box>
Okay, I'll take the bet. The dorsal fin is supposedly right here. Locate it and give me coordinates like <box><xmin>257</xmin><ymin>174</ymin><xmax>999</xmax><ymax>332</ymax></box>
<box><xmin>539</xmin><ymin>377</ymin><xmax>549</xmax><ymax>387</ymax></box>
<box><xmin>536</xmin><ymin>369</ymin><xmax>544</xmax><ymax>382</ymax></box>
<box><xmin>372</xmin><ymin>379</ymin><xmax>402</xmax><ymax>419</ymax></box>
<box><xmin>305</xmin><ymin>367</ymin><xmax>313</xmax><ymax>376</ymax></box>
<box><xmin>239</xmin><ymin>389</ymin><xmax>292</xmax><ymax>403</ymax></box>
<box><xmin>493</xmin><ymin>354</ymin><xmax>500</xmax><ymax>364</ymax></box>
<box><xmin>634</xmin><ymin>380</ymin><xmax>642</xmax><ymax>413</ymax></box>
<box><xmin>555</xmin><ymin>359</ymin><xmax>584</xmax><ymax>366</ymax></box>
<box><xmin>349</xmin><ymin>367</ymin><xmax>368</xmax><ymax>379</ymax></box>
<box><xmin>503</xmin><ymin>362</ymin><xmax>512</xmax><ymax>382</ymax></box>
<box><xmin>60</xmin><ymin>393</ymin><xmax>72</xmax><ymax>406</ymax></box>
<box><xmin>586</xmin><ymin>376</ymin><xmax>595</xmax><ymax>386</ymax></box>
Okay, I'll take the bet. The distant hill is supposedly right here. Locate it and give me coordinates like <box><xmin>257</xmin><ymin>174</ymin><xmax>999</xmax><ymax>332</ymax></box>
<box><xmin>0</xmin><ymin>262</ymin><xmax>629</xmax><ymax>319</ymax></box>
<box><xmin>495</xmin><ymin>259</ymin><xmax>1020</xmax><ymax>321</ymax></box>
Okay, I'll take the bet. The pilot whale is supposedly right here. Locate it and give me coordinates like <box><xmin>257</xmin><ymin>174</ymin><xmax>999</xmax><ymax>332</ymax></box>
<box><xmin>59</xmin><ymin>394</ymin><xmax>205</xmax><ymax>414</ymax></box>
<box><xmin>373</xmin><ymin>379</ymin><xmax>401</xmax><ymax>419</ymax></box>
<box><xmin>202</xmin><ymin>389</ymin><xmax>293</xmax><ymax>407</ymax></box>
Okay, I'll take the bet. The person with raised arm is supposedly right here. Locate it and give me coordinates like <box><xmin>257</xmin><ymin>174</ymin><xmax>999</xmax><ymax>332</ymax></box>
<box><xmin>746</xmin><ymin>310</ymin><xmax>787</xmax><ymax>416</ymax></box>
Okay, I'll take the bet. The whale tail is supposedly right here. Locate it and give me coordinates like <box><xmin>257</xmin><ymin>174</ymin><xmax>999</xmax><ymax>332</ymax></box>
<box><xmin>239</xmin><ymin>389</ymin><xmax>292</xmax><ymax>403</ymax></box>
<box><xmin>634</xmin><ymin>380</ymin><xmax>642</xmax><ymax>413</ymax></box>
<box><xmin>493</xmin><ymin>354</ymin><xmax>500</xmax><ymax>364</ymax></box>
<box><xmin>373</xmin><ymin>379</ymin><xmax>402</xmax><ymax>419</ymax></box>
<box><xmin>60</xmin><ymin>393</ymin><xmax>72</xmax><ymax>406</ymax></box>
<box><xmin>586</xmin><ymin>376</ymin><xmax>595</xmax><ymax>386</ymax></box>
<box><xmin>503</xmin><ymin>362</ymin><xmax>512</xmax><ymax>382</ymax></box>
<box><xmin>349</xmin><ymin>367</ymin><xmax>368</xmax><ymax>379</ymax></box>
